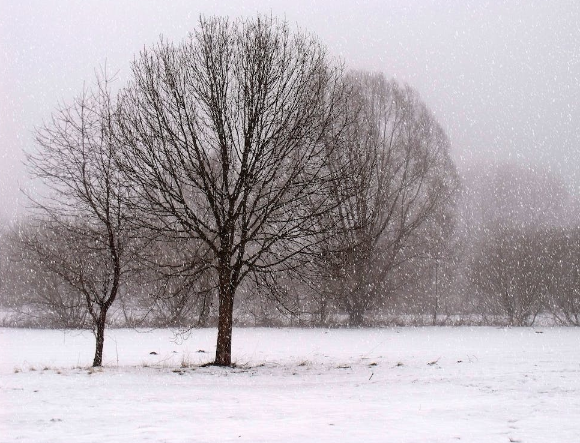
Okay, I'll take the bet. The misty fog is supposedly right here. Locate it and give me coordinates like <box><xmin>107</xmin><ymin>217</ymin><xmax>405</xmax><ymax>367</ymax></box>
<box><xmin>1</xmin><ymin>1</ymin><xmax>579</xmax><ymax>222</ymax></box>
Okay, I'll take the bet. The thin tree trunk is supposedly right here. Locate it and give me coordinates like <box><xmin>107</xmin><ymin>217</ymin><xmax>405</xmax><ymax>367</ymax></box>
<box><xmin>92</xmin><ymin>309</ymin><xmax>107</xmax><ymax>367</ymax></box>
<box><xmin>319</xmin><ymin>300</ymin><xmax>327</xmax><ymax>326</ymax></box>
<box><xmin>432</xmin><ymin>260</ymin><xmax>439</xmax><ymax>325</ymax></box>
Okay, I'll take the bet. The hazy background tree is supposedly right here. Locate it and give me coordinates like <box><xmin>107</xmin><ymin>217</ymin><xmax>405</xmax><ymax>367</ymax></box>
<box><xmin>543</xmin><ymin>228</ymin><xmax>580</xmax><ymax>326</ymax></box>
<box><xmin>458</xmin><ymin>162</ymin><xmax>573</xmax><ymax>324</ymax></box>
<box><xmin>469</xmin><ymin>227</ymin><xmax>549</xmax><ymax>326</ymax></box>
<box><xmin>312</xmin><ymin>72</ymin><xmax>458</xmax><ymax>326</ymax></box>
<box><xmin>0</xmin><ymin>224</ymin><xmax>88</xmax><ymax>328</ymax></box>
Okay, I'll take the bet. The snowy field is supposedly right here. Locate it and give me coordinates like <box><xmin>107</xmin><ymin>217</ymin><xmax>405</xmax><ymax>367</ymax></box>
<box><xmin>1</xmin><ymin>327</ymin><xmax>580</xmax><ymax>442</ymax></box>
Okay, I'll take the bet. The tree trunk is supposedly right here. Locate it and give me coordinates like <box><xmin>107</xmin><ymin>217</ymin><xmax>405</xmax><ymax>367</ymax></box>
<box><xmin>319</xmin><ymin>299</ymin><xmax>328</xmax><ymax>326</ymax></box>
<box><xmin>349</xmin><ymin>307</ymin><xmax>365</xmax><ymax>327</ymax></box>
<box><xmin>92</xmin><ymin>309</ymin><xmax>107</xmax><ymax>367</ymax></box>
<box><xmin>432</xmin><ymin>295</ymin><xmax>439</xmax><ymax>325</ymax></box>
<box><xmin>215</xmin><ymin>267</ymin><xmax>235</xmax><ymax>366</ymax></box>
<box><xmin>348</xmin><ymin>294</ymin><xmax>365</xmax><ymax>327</ymax></box>
<box><xmin>215</xmin><ymin>292</ymin><xmax>234</xmax><ymax>366</ymax></box>
<box><xmin>432</xmin><ymin>261</ymin><xmax>439</xmax><ymax>326</ymax></box>
<box><xmin>347</xmin><ymin>261</ymin><xmax>368</xmax><ymax>327</ymax></box>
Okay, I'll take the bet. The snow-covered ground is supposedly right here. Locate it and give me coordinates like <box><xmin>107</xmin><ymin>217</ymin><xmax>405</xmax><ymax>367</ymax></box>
<box><xmin>1</xmin><ymin>327</ymin><xmax>579</xmax><ymax>442</ymax></box>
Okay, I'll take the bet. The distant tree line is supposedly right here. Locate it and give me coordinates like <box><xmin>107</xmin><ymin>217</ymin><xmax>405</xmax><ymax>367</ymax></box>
<box><xmin>0</xmin><ymin>16</ymin><xmax>577</xmax><ymax>367</ymax></box>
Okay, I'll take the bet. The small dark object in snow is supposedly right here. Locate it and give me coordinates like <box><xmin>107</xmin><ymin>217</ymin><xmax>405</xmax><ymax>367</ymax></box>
<box><xmin>368</xmin><ymin>362</ymin><xmax>378</xmax><ymax>367</ymax></box>
<box><xmin>457</xmin><ymin>360</ymin><xmax>463</xmax><ymax>363</ymax></box>
<box><xmin>428</xmin><ymin>358</ymin><xmax>440</xmax><ymax>366</ymax></box>
<box><xmin>535</xmin><ymin>331</ymin><xmax>544</xmax><ymax>334</ymax></box>
<box><xmin>149</xmin><ymin>351</ymin><xmax>158</xmax><ymax>355</ymax></box>
<box><xmin>50</xmin><ymin>418</ymin><xmax>62</xmax><ymax>422</ymax></box>
<box><xmin>337</xmin><ymin>364</ymin><xmax>351</xmax><ymax>369</ymax></box>
<box><xmin>369</xmin><ymin>372</ymin><xmax>374</xmax><ymax>380</ymax></box>
<box><xmin>196</xmin><ymin>349</ymin><xmax>206</xmax><ymax>353</ymax></box>
<box><xmin>396</xmin><ymin>362</ymin><xmax>404</xmax><ymax>367</ymax></box>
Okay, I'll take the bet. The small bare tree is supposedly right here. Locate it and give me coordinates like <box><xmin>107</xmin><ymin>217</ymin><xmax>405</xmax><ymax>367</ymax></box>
<box><xmin>116</xmin><ymin>16</ymin><xmax>348</xmax><ymax>365</ymax></box>
<box><xmin>26</xmin><ymin>72</ymin><xmax>133</xmax><ymax>366</ymax></box>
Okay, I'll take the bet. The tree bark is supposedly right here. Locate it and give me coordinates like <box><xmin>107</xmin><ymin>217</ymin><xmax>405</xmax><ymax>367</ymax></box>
<box><xmin>215</xmin><ymin>261</ymin><xmax>235</xmax><ymax>366</ymax></box>
<box><xmin>92</xmin><ymin>309</ymin><xmax>107</xmax><ymax>367</ymax></box>
<box><xmin>215</xmin><ymin>289</ymin><xmax>234</xmax><ymax>366</ymax></box>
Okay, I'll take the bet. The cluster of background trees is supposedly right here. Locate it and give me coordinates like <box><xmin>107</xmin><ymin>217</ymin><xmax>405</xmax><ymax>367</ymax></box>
<box><xmin>0</xmin><ymin>16</ymin><xmax>578</xmax><ymax>367</ymax></box>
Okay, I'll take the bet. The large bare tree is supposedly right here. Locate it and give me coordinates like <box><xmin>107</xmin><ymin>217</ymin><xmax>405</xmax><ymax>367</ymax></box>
<box><xmin>26</xmin><ymin>73</ymin><xmax>133</xmax><ymax>366</ymax></box>
<box><xmin>116</xmin><ymin>16</ymin><xmax>348</xmax><ymax>365</ymax></box>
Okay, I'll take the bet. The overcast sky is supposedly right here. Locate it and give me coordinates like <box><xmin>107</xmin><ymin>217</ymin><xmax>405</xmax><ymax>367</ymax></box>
<box><xmin>1</xmin><ymin>0</ymin><xmax>579</xmax><ymax>222</ymax></box>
